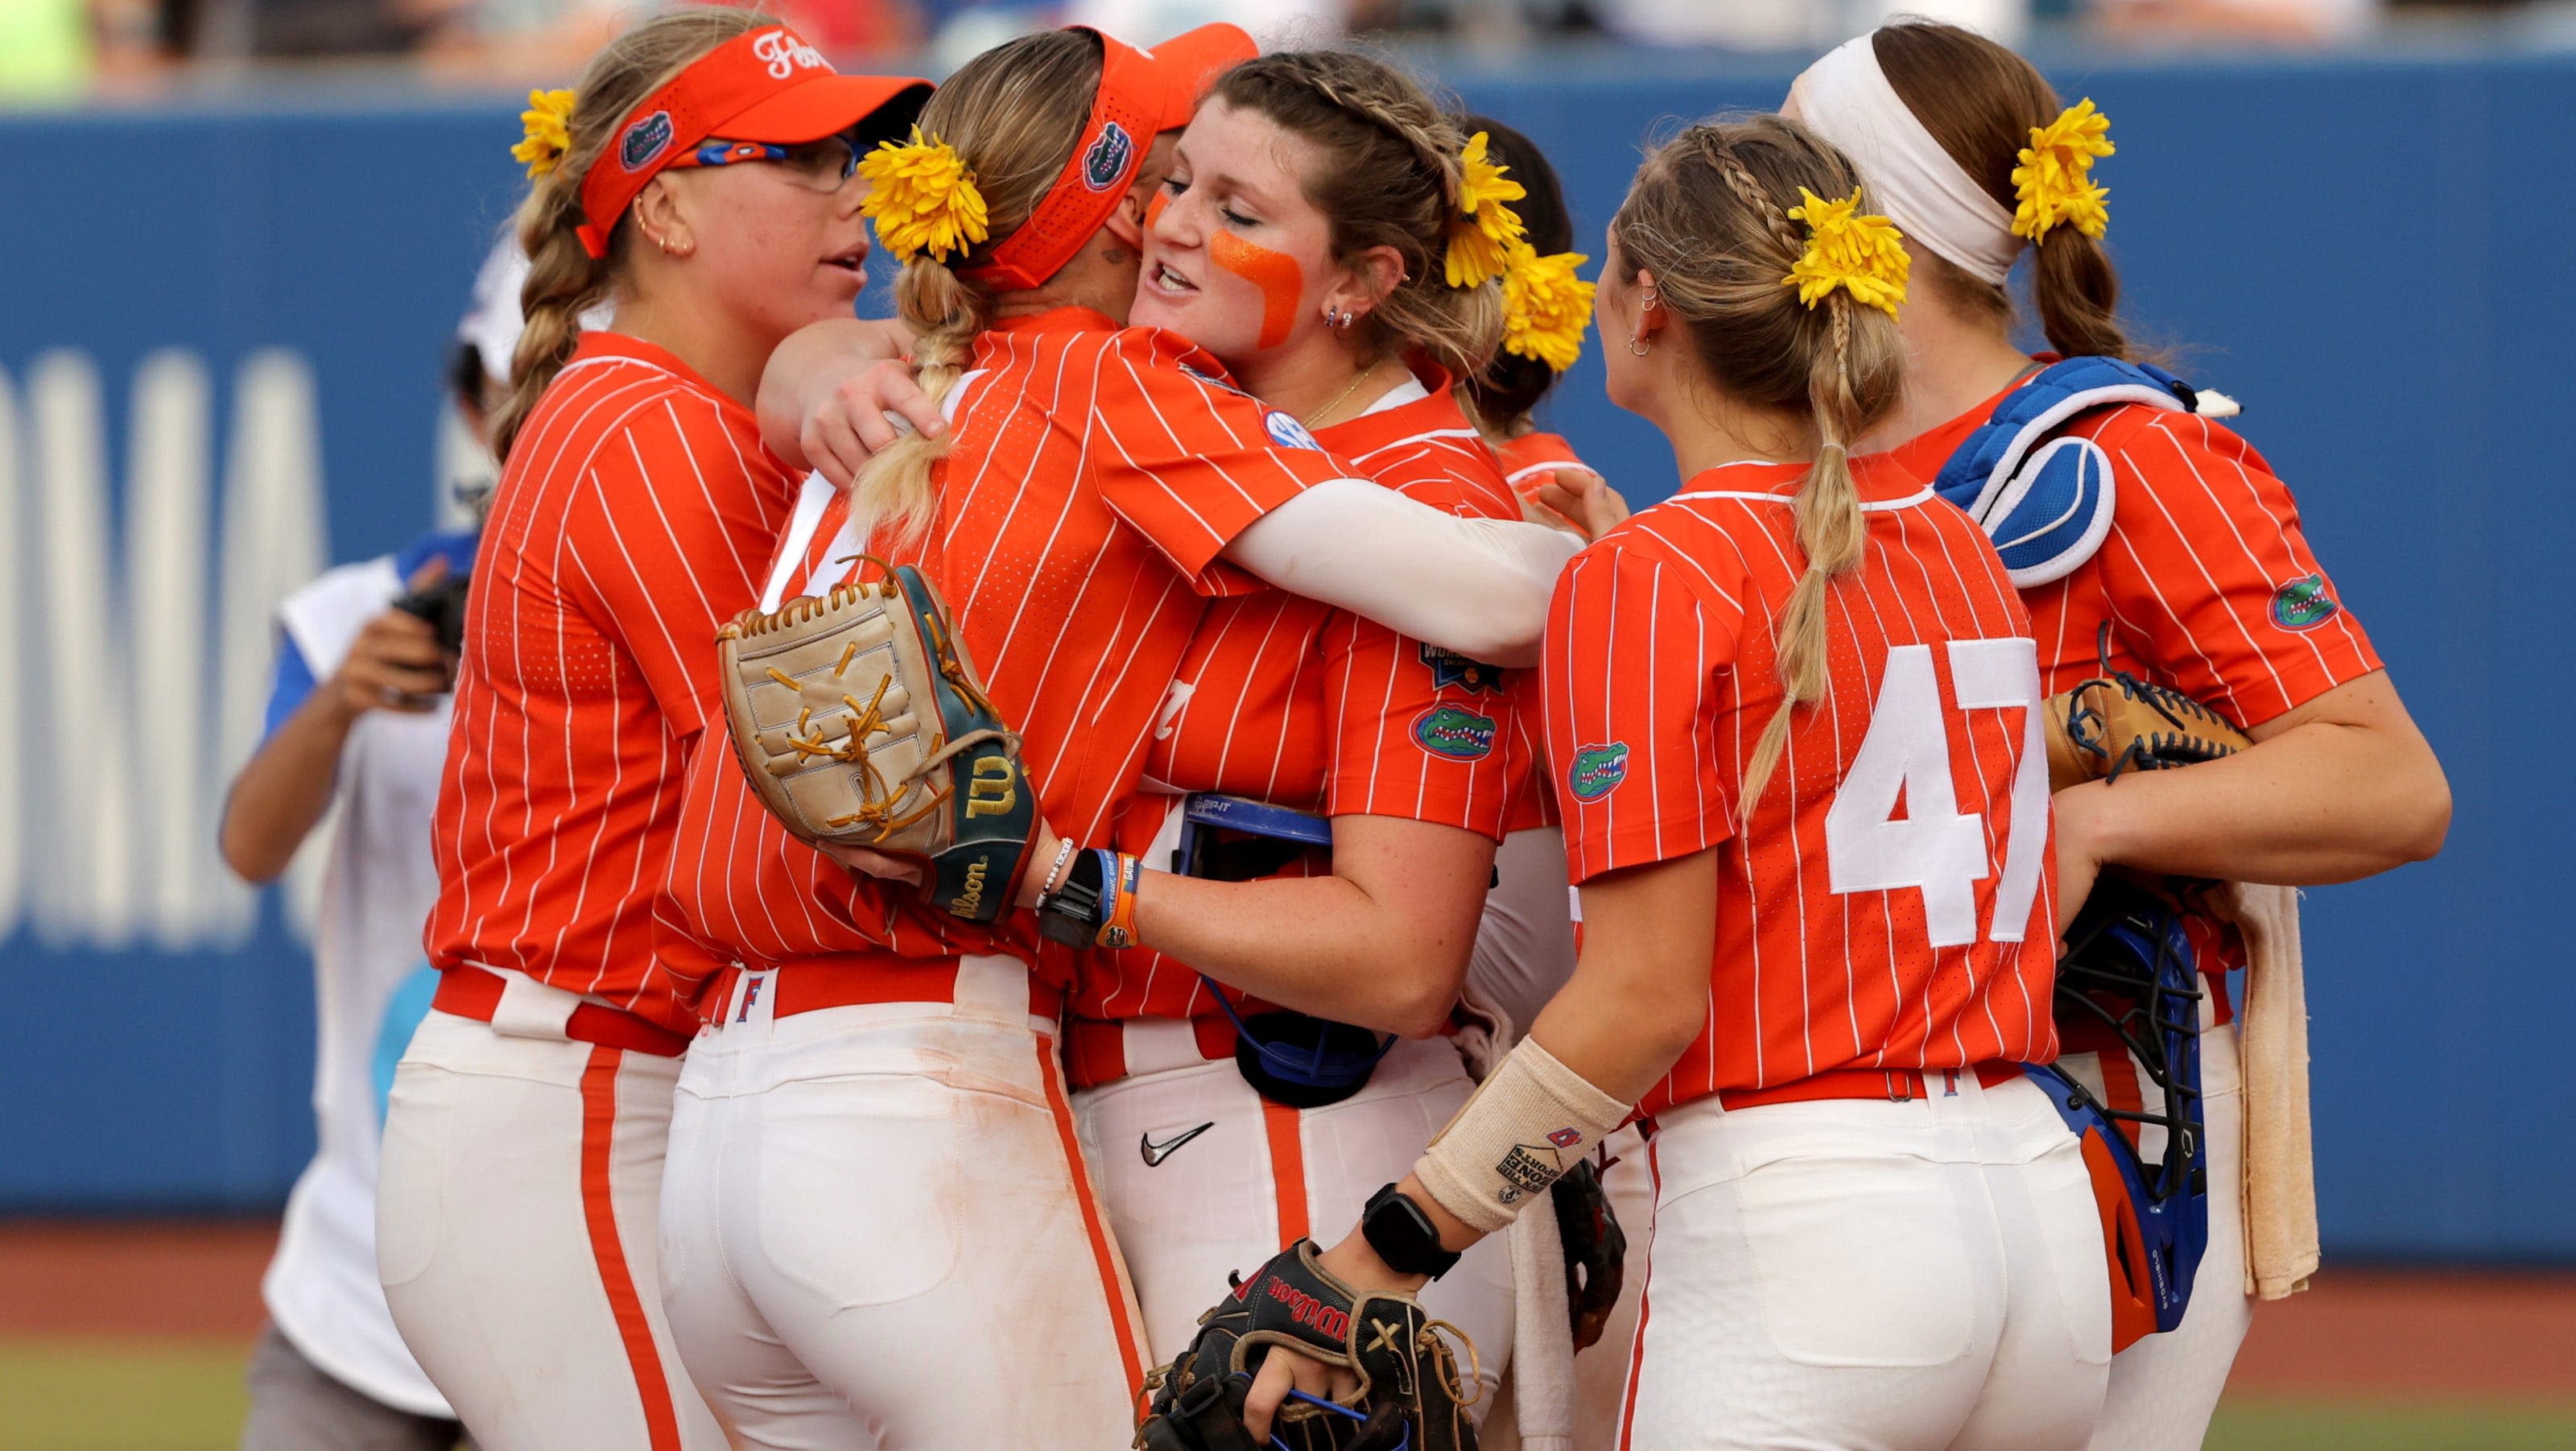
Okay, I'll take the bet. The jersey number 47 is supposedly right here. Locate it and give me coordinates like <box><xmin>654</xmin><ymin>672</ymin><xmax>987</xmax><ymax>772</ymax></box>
<box><xmin>1825</xmin><ymin>639</ymin><xmax>2050</xmax><ymax>948</ymax></box>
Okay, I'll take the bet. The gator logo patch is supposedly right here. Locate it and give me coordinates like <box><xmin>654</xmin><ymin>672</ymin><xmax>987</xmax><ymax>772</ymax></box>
<box><xmin>2269</xmin><ymin>574</ymin><xmax>2339</xmax><ymax>630</ymax></box>
<box><xmin>1082</xmin><ymin>121</ymin><xmax>1136</xmax><ymax>192</ymax></box>
<box><xmin>619</xmin><ymin>110</ymin><xmax>675</xmax><ymax>172</ymax></box>
<box><xmin>1418</xmin><ymin>643</ymin><xmax>1505</xmax><ymax>695</ymax></box>
<box><xmin>1412</xmin><ymin>705</ymin><xmax>1496</xmax><ymax>762</ymax></box>
<box><xmin>1567</xmin><ymin>742</ymin><xmax>1629</xmax><ymax>801</ymax></box>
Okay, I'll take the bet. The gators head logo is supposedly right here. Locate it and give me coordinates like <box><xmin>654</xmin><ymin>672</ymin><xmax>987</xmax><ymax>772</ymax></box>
<box><xmin>1412</xmin><ymin>705</ymin><xmax>1496</xmax><ymax>762</ymax></box>
<box><xmin>1082</xmin><ymin>122</ymin><xmax>1136</xmax><ymax>192</ymax></box>
<box><xmin>1567</xmin><ymin>742</ymin><xmax>1629</xmax><ymax>801</ymax></box>
<box><xmin>2269</xmin><ymin>574</ymin><xmax>2339</xmax><ymax>630</ymax></box>
<box><xmin>619</xmin><ymin>110</ymin><xmax>675</xmax><ymax>172</ymax></box>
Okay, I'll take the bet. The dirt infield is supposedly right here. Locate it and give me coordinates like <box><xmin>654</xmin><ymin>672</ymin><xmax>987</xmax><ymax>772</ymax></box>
<box><xmin>2</xmin><ymin>1219</ymin><xmax>2570</xmax><ymax>1403</ymax></box>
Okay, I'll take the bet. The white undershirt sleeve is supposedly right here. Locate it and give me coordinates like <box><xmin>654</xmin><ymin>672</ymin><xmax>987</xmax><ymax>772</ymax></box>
<box><xmin>1221</xmin><ymin>477</ymin><xmax>1579</xmax><ymax>668</ymax></box>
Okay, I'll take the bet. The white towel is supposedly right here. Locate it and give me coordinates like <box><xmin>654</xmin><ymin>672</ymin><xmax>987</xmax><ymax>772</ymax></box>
<box><xmin>2217</xmin><ymin>881</ymin><xmax>2318</xmax><ymax>1300</ymax></box>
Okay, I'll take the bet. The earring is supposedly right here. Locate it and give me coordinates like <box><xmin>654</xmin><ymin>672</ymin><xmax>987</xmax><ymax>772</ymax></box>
<box><xmin>1337</xmin><ymin>308</ymin><xmax>1359</xmax><ymax>330</ymax></box>
<box><xmin>1324</xmin><ymin>305</ymin><xmax>1341</xmax><ymax>328</ymax></box>
<box><xmin>1628</xmin><ymin>336</ymin><xmax>1652</xmax><ymax>357</ymax></box>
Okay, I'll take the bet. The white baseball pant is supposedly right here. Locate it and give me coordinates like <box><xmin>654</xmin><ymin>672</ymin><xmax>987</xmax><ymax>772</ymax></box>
<box><xmin>656</xmin><ymin>958</ymin><xmax>1148</xmax><ymax>1450</ymax></box>
<box><xmin>1616</xmin><ymin>1069</ymin><xmax>2112</xmax><ymax>1451</ymax></box>
<box><xmin>377</xmin><ymin>978</ymin><xmax>723</xmax><ymax>1451</ymax></box>
<box><xmin>1073</xmin><ymin>1027</ymin><xmax>1516</xmax><ymax>1408</ymax></box>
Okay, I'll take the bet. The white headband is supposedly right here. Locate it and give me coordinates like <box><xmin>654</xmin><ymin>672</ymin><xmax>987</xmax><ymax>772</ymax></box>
<box><xmin>1789</xmin><ymin>34</ymin><xmax>2021</xmax><ymax>287</ymax></box>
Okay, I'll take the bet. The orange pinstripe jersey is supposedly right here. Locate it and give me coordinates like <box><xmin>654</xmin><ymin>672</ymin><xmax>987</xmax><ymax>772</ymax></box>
<box><xmin>1889</xmin><ymin>377</ymin><xmax>2384</xmax><ymax>1013</ymax></box>
<box><xmin>1071</xmin><ymin>375</ymin><xmax>1530</xmax><ymax>1023</ymax></box>
<box><xmin>427</xmin><ymin>333</ymin><xmax>798</xmax><ymax>1034</ymax></box>
<box><xmin>656</xmin><ymin>309</ymin><xmax>1352</xmax><ymax>997</ymax></box>
<box><xmin>1493</xmin><ymin>429</ymin><xmax>1595</xmax><ymax>502</ymax></box>
<box><xmin>1545</xmin><ymin>456</ymin><xmax>2059</xmax><ymax>1117</ymax></box>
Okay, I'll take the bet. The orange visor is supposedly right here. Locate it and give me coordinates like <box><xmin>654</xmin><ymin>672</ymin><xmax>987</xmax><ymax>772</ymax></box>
<box><xmin>961</xmin><ymin>23</ymin><xmax>1256</xmax><ymax>291</ymax></box>
<box><xmin>577</xmin><ymin>25</ymin><xmax>931</xmax><ymax>258</ymax></box>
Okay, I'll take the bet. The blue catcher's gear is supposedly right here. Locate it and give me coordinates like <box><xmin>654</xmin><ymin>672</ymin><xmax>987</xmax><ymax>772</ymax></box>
<box><xmin>2025</xmin><ymin>878</ymin><xmax>2210</xmax><ymax>1350</ymax></box>
<box><xmin>1932</xmin><ymin>357</ymin><xmax>2240</xmax><ymax>588</ymax></box>
<box><xmin>1171</xmin><ymin>795</ymin><xmax>1397</xmax><ymax>1108</ymax></box>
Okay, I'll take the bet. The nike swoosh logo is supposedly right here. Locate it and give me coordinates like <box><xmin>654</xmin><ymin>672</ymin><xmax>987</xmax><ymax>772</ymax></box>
<box><xmin>1140</xmin><ymin>1122</ymin><xmax>1216</xmax><ymax>1168</ymax></box>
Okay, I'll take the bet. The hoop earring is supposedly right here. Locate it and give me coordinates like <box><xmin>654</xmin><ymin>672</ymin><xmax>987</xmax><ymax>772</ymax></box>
<box><xmin>1628</xmin><ymin>336</ymin><xmax>1652</xmax><ymax>357</ymax></box>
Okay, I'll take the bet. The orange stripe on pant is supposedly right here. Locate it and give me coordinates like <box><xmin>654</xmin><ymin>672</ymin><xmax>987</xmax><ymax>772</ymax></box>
<box><xmin>579</xmin><ymin>1047</ymin><xmax>682</xmax><ymax>1451</ymax></box>
<box><xmin>1616</xmin><ymin>1139</ymin><xmax>1662</xmax><ymax>1451</ymax></box>
<box><xmin>1261</xmin><ymin>1098</ymin><xmax>1310</xmax><ymax>1248</ymax></box>
<box><xmin>1034</xmin><ymin>1040</ymin><xmax>1150</xmax><ymax>1408</ymax></box>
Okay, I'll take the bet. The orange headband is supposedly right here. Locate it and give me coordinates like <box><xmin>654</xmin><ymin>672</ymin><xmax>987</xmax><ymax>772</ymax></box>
<box><xmin>961</xmin><ymin>24</ymin><xmax>1254</xmax><ymax>291</ymax></box>
<box><xmin>576</xmin><ymin>25</ymin><xmax>930</xmax><ymax>258</ymax></box>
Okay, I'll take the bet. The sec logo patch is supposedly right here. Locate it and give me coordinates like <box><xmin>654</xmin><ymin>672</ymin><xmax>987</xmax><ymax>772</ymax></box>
<box><xmin>1411</xmin><ymin>705</ymin><xmax>1496</xmax><ymax>762</ymax></box>
<box><xmin>1265</xmin><ymin>411</ymin><xmax>1322</xmax><ymax>451</ymax></box>
<box><xmin>1567</xmin><ymin>742</ymin><xmax>1629</xmax><ymax>801</ymax></box>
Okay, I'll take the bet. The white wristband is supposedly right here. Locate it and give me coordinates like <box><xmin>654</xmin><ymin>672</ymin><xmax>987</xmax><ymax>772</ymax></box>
<box><xmin>1412</xmin><ymin>1037</ymin><xmax>1630</xmax><ymax>1234</ymax></box>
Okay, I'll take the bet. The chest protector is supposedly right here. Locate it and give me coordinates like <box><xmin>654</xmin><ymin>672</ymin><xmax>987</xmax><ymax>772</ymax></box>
<box><xmin>1930</xmin><ymin>358</ymin><xmax>2239</xmax><ymax>589</ymax></box>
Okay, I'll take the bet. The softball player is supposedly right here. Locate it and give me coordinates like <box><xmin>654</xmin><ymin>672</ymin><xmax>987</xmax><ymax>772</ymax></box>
<box><xmin>378</xmin><ymin>14</ymin><xmax>930</xmax><ymax>1449</ymax></box>
<box><xmin>1789</xmin><ymin>24</ymin><xmax>2449</xmax><ymax>1450</ymax></box>
<box><xmin>1061</xmin><ymin>50</ymin><xmax>1545</xmax><ymax>1405</ymax></box>
<box><xmin>648</xmin><ymin>27</ymin><xmax>1579</xmax><ymax>1449</ymax></box>
<box><xmin>1243</xmin><ymin>115</ymin><xmax>2112</xmax><ymax>1451</ymax></box>
<box><xmin>213</xmin><ymin>239</ymin><xmax>551</xmax><ymax>1451</ymax></box>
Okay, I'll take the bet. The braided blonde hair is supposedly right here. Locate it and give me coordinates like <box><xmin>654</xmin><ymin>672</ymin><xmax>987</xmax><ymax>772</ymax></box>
<box><xmin>1208</xmin><ymin>51</ymin><xmax>1504</xmax><ymax>382</ymax></box>
<box><xmin>1612</xmin><ymin>116</ymin><xmax>1906</xmax><ymax>806</ymax></box>
<box><xmin>855</xmin><ymin>29</ymin><xmax>1104</xmax><ymax>545</ymax></box>
<box><xmin>489</xmin><ymin>6</ymin><xmax>766</xmax><ymax>462</ymax></box>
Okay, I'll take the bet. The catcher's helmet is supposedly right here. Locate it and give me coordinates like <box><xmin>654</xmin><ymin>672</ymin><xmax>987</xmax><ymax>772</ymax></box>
<box><xmin>2027</xmin><ymin>878</ymin><xmax>2211</xmax><ymax>1350</ymax></box>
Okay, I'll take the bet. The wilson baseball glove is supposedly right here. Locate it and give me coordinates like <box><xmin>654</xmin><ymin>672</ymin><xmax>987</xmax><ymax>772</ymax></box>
<box><xmin>716</xmin><ymin>560</ymin><xmax>1034</xmax><ymax>923</ymax></box>
<box><xmin>1137</xmin><ymin>1241</ymin><xmax>1480</xmax><ymax>1451</ymax></box>
<box><xmin>2046</xmin><ymin>630</ymin><xmax>2252</xmax><ymax>793</ymax></box>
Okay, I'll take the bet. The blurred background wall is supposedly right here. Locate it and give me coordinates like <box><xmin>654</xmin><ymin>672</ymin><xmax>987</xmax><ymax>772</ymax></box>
<box><xmin>0</xmin><ymin>2</ymin><xmax>2567</xmax><ymax>1266</ymax></box>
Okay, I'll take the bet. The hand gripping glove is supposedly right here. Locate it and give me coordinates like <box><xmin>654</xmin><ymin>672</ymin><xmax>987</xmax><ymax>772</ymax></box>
<box><xmin>2046</xmin><ymin>627</ymin><xmax>2253</xmax><ymax>793</ymax></box>
<box><xmin>716</xmin><ymin>560</ymin><xmax>1035</xmax><ymax>921</ymax></box>
<box><xmin>1550</xmin><ymin>1160</ymin><xmax>1627</xmax><ymax>1352</ymax></box>
<box><xmin>1137</xmin><ymin>1241</ymin><xmax>1480</xmax><ymax>1451</ymax></box>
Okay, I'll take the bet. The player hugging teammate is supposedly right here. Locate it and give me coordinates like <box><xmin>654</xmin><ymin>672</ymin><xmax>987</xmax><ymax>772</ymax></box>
<box><xmin>389</xmin><ymin>11</ymin><xmax>2446</xmax><ymax>1451</ymax></box>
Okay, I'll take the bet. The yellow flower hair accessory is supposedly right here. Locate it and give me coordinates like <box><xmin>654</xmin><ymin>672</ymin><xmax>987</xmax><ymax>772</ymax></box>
<box><xmin>2012</xmin><ymin>98</ymin><xmax>2113</xmax><ymax>244</ymax></box>
<box><xmin>1444</xmin><ymin>130</ymin><xmax>1530</xmax><ymax>290</ymax></box>
<box><xmin>513</xmin><ymin>89</ymin><xmax>576</xmax><ymax>179</ymax></box>
<box><xmin>1782</xmin><ymin>186</ymin><xmax>1910</xmax><ymax>317</ymax></box>
<box><xmin>1501</xmin><ymin>244</ymin><xmax>1595</xmax><ymax>372</ymax></box>
<box><xmin>857</xmin><ymin>127</ymin><xmax>990</xmax><ymax>264</ymax></box>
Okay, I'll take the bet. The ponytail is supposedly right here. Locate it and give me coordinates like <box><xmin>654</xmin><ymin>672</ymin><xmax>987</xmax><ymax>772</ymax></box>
<box><xmin>2029</xmin><ymin>224</ymin><xmax>2129</xmax><ymax>360</ymax></box>
<box><xmin>853</xmin><ymin>257</ymin><xmax>991</xmax><ymax>544</ymax></box>
<box><xmin>493</xmin><ymin>182</ymin><xmax>610</xmax><ymax>461</ymax></box>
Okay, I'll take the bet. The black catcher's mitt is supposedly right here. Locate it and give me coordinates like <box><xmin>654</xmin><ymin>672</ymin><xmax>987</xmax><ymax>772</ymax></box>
<box><xmin>1551</xmin><ymin>1159</ymin><xmax>1627</xmax><ymax>1351</ymax></box>
<box><xmin>1137</xmin><ymin>1241</ymin><xmax>1480</xmax><ymax>1451</ymax></box>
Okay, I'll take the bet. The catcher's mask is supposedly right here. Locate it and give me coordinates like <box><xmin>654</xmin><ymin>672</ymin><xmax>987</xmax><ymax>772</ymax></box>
<box><xmin>2026</xmin><ymin>878</ymin><xmax>2210</xmax><ymax>1350</ymax></box>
